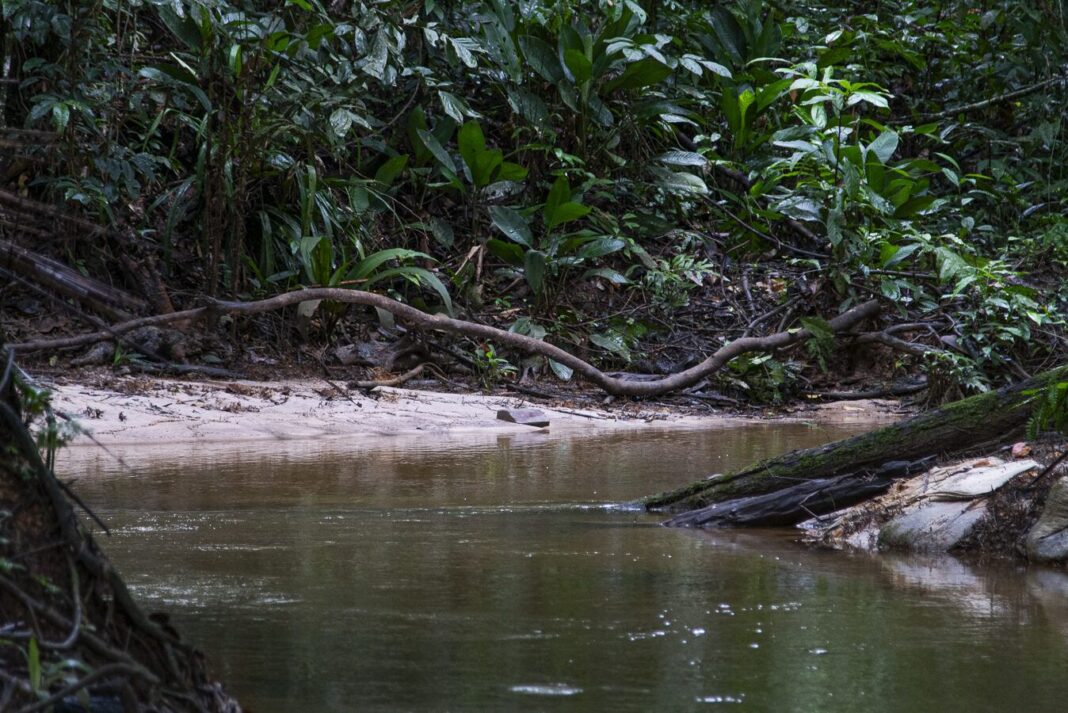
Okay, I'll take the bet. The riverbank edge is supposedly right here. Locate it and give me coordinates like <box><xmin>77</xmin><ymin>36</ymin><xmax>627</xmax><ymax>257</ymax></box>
<box><xmin>40</xmin><ymin>371</ymin><xmax>906</xmax><ymax>450</ymax></box>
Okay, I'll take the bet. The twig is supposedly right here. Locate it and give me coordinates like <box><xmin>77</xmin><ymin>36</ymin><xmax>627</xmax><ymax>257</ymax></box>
<box><xmin>18</xmin><ymin>663</ymin><xmax>153</xmax><ymax>713</ymax></box>
<box><xmin>802</xmin><ymin>381</ymin><xmax>928</xmax><ymax>401</ymax></box>
<box><xmin>902</xmin><ymin>75</ymin><xmax>1067</xmax><ymax>124</ymax></box>
<box><xmin>505</xmin><ymin>382</ymin><xmax>559</xmax><ymax>400</ymax></box>
<box><xmin>850</xmin><ymin>330</ymin><xmax>941</xmax><ymax>356</ymax></box>
<box><xmin>0</xmin><ymin>189</ymin><xmax>105</xmax><ymax>235</ymax></box>
<box><xmin>717</xmin><ymin>204</ymin><xmax>829</xmax><ymax>259</ymax></box>
<box><xmin>349</xmin><ymin>364</ymin><xmax>425</xmax><ymax>389</ymax></box>
<box><xmin>1023</xmin><ymin>449</ymin><xmax>1068</xmax><ymax>491</ymax></box>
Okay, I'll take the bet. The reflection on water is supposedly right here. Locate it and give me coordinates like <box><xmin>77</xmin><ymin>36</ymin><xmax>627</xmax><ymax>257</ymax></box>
<box><xmin>67</xmin><ymin>424</ymin><xmax>1068</xmax><ymax>712</ymax></box>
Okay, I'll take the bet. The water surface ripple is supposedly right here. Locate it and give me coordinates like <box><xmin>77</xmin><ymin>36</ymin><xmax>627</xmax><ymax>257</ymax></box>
<box><xmin>67</xmin><ymin>423</ymin><xmax>1068</xmax><ymax>711</ymax></box>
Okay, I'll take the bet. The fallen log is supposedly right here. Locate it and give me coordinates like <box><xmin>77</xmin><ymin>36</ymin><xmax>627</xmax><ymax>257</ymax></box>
<box><xmin>646</xmin><ymin>365</ymin><xmax>1068</xmax><ymax>513</ymax></box>
<box><xmin>663</xmin><ymin>474</ymin><xmax>893</xmax><ymax>528</ymax></box>
<box><xmin>0</xmin><ymin>238</ymin><xmax>147</xmax><ymax>319</ymax></box>
<box><xmin>662</xmin><ymin>458</ymin><xmax>934</xmax><ymax>528</ymax></box>
<box><xmin>9</xmin><ymin>287</ymin><xmax>881</xmax><ymax>398</ymax></box>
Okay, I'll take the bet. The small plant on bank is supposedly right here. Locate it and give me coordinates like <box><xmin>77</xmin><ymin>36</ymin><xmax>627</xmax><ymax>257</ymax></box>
<box><xmin>472</xmin><ymin>343</ymin><xmax>517</xmax><ymax>389</ymax></box>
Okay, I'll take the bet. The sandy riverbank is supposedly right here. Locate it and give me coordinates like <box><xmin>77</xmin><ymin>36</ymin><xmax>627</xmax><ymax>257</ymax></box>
<box><xmin>39</xmin><ymin>372</ymin><xmax>905</xmax><ymax>450</ymax></box>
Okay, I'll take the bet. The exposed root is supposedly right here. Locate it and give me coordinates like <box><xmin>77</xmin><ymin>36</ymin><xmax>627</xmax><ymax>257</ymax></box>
<box><xmin>10</xmin><ymin>287</ymin><xmax>881</xmax><ymax>398</ymax></box>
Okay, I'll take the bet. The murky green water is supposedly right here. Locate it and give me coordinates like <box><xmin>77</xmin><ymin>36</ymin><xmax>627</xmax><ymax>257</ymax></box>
<box><xmin>65</xmin><ymin>423</ymin><xmax>1068</xmax><ymax>712</ymax></box>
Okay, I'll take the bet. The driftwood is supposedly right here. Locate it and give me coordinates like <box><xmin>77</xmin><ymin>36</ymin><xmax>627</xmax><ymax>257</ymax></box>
<box><xmin>662</xmin><ymin>458</ymin><xmax>935</xmax><ymax>528</ymax></box>
<box><xmin>1</xmin><ymin>239</ymin><xmax>147</xmax><ymax>319</ymax></box>
<box><xmin>647</xmin><ymin>365</ymin><xmax>1068</xmax><ymax>514</ymax></box>
<box><xmin>9</xmin><ymin>287</ymin><xmax>881</xmax><ymax>398</ymax></box>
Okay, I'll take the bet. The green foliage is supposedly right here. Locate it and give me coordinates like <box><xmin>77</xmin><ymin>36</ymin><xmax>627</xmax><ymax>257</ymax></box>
<box><xmin>725</xmin><ymin>353</ymin><xmax>799</xmax><ymax>404</ymax></box>
<box><xmin>1027</xmin><ymin>382</ymin><xmax>1068</xmax><ymax>439</ymax></box>
<box><xmin>471</xmin><ymin>343</ymin><xmax>517</xmax><ymax>388</ymax></box>
<box><xmin>4</xmin><ymin>0</ymin><xmax>1067</xmax><ymax>387</ymax></box>
<box><xmin>642</xmin><ymin>254</ymin><xmax>716</xmax><ymax>312</ymax></box>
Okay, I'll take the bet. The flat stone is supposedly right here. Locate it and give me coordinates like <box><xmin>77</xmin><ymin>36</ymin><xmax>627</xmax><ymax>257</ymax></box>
<box><xmin>496</xmin><ymin>408</ymin><xmax>549</xmax><ymax>428</ymax></box>
<box><xmin>1026</xmin><ymin>476</ymin><xmax>1068</xmax><ymax>563</ymax></box>
<box><xmin>878</xmin><ymin>500</ymin><xmax>988</xmax><ymax>553</ymax></box>
<box><xmin>927</xmin><ymin>459</ymin><xmax>1038</xmax><ymax>501</ymax></box>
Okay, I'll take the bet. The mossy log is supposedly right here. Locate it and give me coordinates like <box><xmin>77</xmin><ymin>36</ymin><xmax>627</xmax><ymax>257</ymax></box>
<box><xmin>646</xmin><ymin>365</ymin><xmax>1068</xmax><ymax>514</ymax></box>
<box><xmin>662</xmin><ymin>474</ymin><xmax>894</xmax><ymax>528</ymax></box>
<box><xmin>662</xmin><ymin>458</ymin><xmax>935</xmax><ymax>528</ymax></box>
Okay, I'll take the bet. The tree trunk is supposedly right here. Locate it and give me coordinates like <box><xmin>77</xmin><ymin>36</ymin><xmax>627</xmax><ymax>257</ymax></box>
<box><xmin>646</xmin><ymin>365</ymin><xmax>1068</xmax><ymax>514</ymax></box>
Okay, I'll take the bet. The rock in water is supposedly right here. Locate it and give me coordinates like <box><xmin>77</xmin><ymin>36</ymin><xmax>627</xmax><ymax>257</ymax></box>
<box><xmin>1026</xmin><ymin>476</ymin><xmax>1068</xmax><ymax>563</ymax></box>
<box><xmin>879</xmin><ymin>500</ymin><xmax>989</xmax><ymax>553</ymax></box>
<box><xmin>497</xmin><ymin>408</ymin><xmax>550</xmax><ymax>428</ymax></box>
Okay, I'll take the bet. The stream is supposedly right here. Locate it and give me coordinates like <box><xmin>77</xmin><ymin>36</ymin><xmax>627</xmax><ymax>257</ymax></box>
<box><xmin>64</xmin><ymin>423</ymin><xmax>1068</xmax><ymax>712</ymax></box>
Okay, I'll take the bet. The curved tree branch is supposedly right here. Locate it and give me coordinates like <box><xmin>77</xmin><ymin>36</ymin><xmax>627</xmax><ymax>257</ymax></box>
<box><xmin>11</xmin><ymin>288</ymin><xmax>881</xmax><ymax>398</ymax></box>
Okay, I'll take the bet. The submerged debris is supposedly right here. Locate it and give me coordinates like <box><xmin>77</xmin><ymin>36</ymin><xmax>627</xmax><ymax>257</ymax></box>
<box><xmin>803</xmin><ymin>455</ymin><xmax>1057</xmax><ymax>558</ymax></box>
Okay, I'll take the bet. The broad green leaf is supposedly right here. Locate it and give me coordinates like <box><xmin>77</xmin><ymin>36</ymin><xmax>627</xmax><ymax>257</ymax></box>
<box><xmin>510</xmin><ymin>316</ymin><xmax>546</xmax><ymax>340</ymax></box>
<box><xmin>584</xmin><ymin>267</ymin><xmax>630</xmax><ymax>284</ymax></box>
<box><xmin>548</xmin><ymin>359</ymin><xmax>574</xmax><ymax>381</ymax></box>
<box><xmin>869</xmin><ymin>129</ymin><xmax>899</xmax><ymax>164</ymax></box>
<box><xmin>606</xmin><ymin>57</ymin><xmax>671</xmax><ymax>91</ymax></box>
<box><xmin>497</xmin><ymin>161</ymin><xmax>528</xmax><ymax>181</ymax></box>
<box><xmin>894</xmin><ymin>195</ymin><xmax>936</xmax><ymax>218</ymax></box>
<box><xmin>847</xmin><ymin>90</ymin><xmax>889</xmax><ymax>109</ymax></box>
<box><xmin>457</xmin><ymin>120</ymin><xmax>486</xmax><ymax>172</ymax></box>
<box><xmin>439</xmin><ymin>90</ymin><xmax>470</xmax><ymax>123</ymax></box>
<box><xmin>449</xmin><ymin>36</ymin><xmax>478</xmax><ymax>68</ymax></box>
<box><xmin>362</xmin><ymin>29</ymin><xmax>389</xmax><ymax>80</ymax></box>
<box><xmin>707</xmin><ymin>7</ymin><xmax>746</xmax><ymax>65</ymax></box>
<box><xmin>881</xmin><ymin>242</ymin><xmax>921</xmax><ymax>267</ymax></box>
<box><xmin>416</xmin><ymin>128</ymin><xmax>456</xmax><ymax>174</ymax></box>
<box><xmin>367</xmin><ymin>266</ymin><xmax>453</xmax><ymax>315</ymax></box>
<box><xmin>524</xmin><ymin>249</ymin><xmax>547</xmax><ymax>294</ymax></box>
<box><xmin>655</xmin><ymin>169</ymin><xmax>709</xmax><ymax>195</ymax></box>
<box><xmin>157</xmin><ymin>5</ymin><xmax>202</xmax><ymax>49</ymax></box>
<box><xmin>52</xmin><ymin>103</ymin><xmax>70</xmax><ymax>133</ymax></box>
<box><xmin>28</xmin><ymin>637</ymin><xmax>40</xmax><ymax>691</ymax></box>
<box><xmin>800</xmin><ymin>316</ymin><xmax>835</xmax><ymax>340</ymax></box>
<box><xmin>587</xmin><ymin>95</ymin><xmax>614</xmax><ymax>126</ymax></box>
<box><xmin>329</xmin><ymin>108</ymin><xmax>353</xmax><ymax>138</ymax></box>
<box><xmin>487</xmin><ymin>238</ymin><xmax>525</xmax><ymax>266</ymax></box>
<box><xmin>774</xmin><ymin>195</ymin><xmax>821</xmax><ymax>222</ymax></box>
<box><xmin>935</xmin><ymin>246</ymin><xmax>970</xmax><ymax>281</ymax></box>
<box><xmin>590</xmin><ymin>331</ymin><xmax>630</xmax><ymax>361</ymax></box>
<box><xmin>407</xmin><ymin>106</ymin><xmax>431</xmax><ymax>164</ymax></box>
<box><xmin>506</xmin><ymin>88</ymin><xmax>549</xmax><ymax>130</ymax></box>
<box><xmin>575</xmin><ymin>237</ymin><xmax>626</xmax><ymax>259</ymax></box>
<box><xmin>549</xmin><ymin>202</ymin><xmax>591</xmax><ymax>230</ymax></box>
<box><xmin>349</xmin><ymin>248</ymin><xmax>432</xmax><ymax>281</ymax></box>
<box><xmin>700</xmin><ymin>59</ymin><xmax>732</xmax><ymax>78</ymax></box>
<box><xmin>472</xmin><ymin>148</ymin><xmax>503</xmax><ymax>187</ymax></box>
<box><xmin>519</xmin><ymin>36</ymin><xmax>563</xmax><ymax>83</ymax></box>
<box><xmin>563</xmin><ymin>48</ymin><xmax>593</xmax><ymax>84</ymax></box>
<box><xmin>429</xmin><ymin>217</ymin><xmax>454</xmax><ymax>248</ymax></box>
<box><xmin>543</xmin><ymin>175</ymin><xmax>570</xmax><ymax>228</ymax></box>
<box><xmin>657</xmin><ymin>150</ymin><xmax>707</xmax><ymax>167</ymax></box>
<box><xmin>374</xmin><ymin>154</ymin><xmax>409</xmax><ymax>186</ymax></box>
<box><xmin>489</xmin><ymin>206</ymin><xmax>533</xmax><ymax>247</ymax></box>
